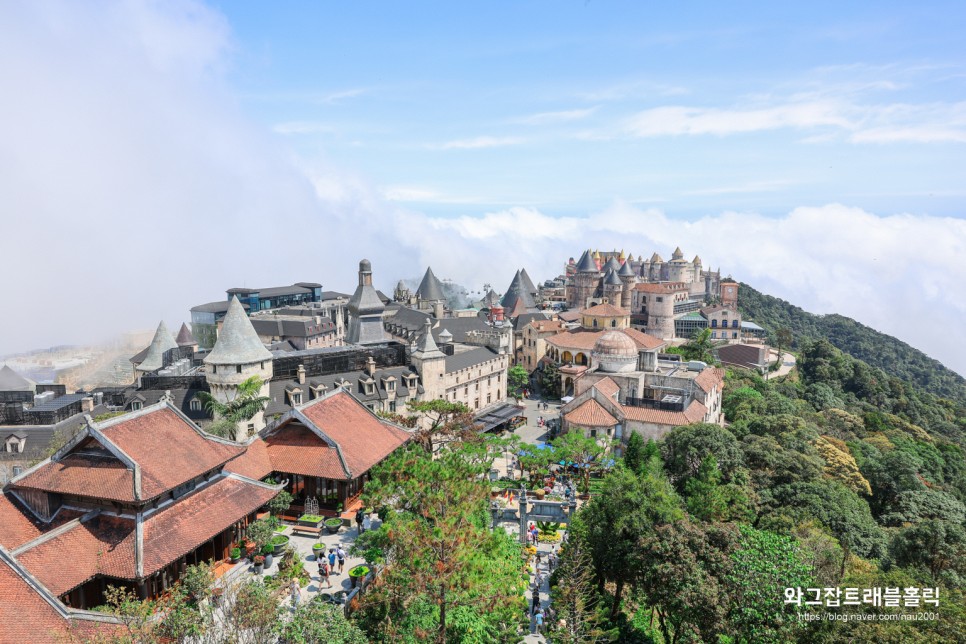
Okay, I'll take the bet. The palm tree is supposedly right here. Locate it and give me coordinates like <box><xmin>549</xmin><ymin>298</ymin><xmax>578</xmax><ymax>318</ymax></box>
<box><xmin>196</xmin><ymin>375</ymin><xmax>270</xmax><ymax>438</ymax></box>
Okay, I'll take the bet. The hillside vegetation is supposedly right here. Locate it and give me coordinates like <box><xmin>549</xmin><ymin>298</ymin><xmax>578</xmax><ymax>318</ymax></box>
<box><xmin>738</xmin><ymin>282</ymin><xmax>966</xmax><ymax>403</ymax></box>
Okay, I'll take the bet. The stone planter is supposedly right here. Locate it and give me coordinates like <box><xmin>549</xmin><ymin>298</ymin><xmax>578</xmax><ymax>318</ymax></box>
<box><xmin>311</xmin><ymin>544</ymin><xmax>324</xmax><ymax>560</ymax></box>
<box><xmin>534</xmin><ymin>489</ymin><xmax>546</xmax><ymax>500</ymax></box>
<box><xmin>324</xmin><ymin>518</ymin><xmax>343</xmax><ymax>535</ymax></box>
<box><xmin>271</xmin><ymin>535</ymin><xmax>290</xmax><ymax>556</ymax></box>
<box><xmin>253</xmin><ymin>562</ymin><xmax>264</xmax><ymax>575</ymax></box>
<box><xmin>298</xmin><ymin>514</ymin><xmax>324</xmax><ymax>528</ymax></box>
<box><xmin>263</xmin><ymin>553</ymin><xmax>273</xmax><ymax>569</ymax></box>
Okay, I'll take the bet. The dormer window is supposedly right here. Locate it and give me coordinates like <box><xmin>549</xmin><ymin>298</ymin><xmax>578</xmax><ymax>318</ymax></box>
<box><xmin>131</xmin><ymin>401</ymin><xmax>142</xmax><ymax>411</ymax></box>
<box><xmin>287</xmin><ymin>387</ymin><xmax>303</xmax><ymax>406</ymax></box>
<box><xmin>5</xmin><ymin>436</ymin><xmax>25</xmax><ymax>453</ymax></box>
<box><xmin>190</xmin><ymin>398</ymin><xmax>202</xmax><ymax>412</ymax></box>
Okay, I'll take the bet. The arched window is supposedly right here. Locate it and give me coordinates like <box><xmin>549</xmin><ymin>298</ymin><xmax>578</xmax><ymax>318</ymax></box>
<box><xmin>592</xmin><ymin>318</ymin><xmax>598</xmax><ymax>328</ymax></box>
<box><xmin>611</xmin><ymin>320</ymin><xmax>617</xmax><ymax>327</ymax></box>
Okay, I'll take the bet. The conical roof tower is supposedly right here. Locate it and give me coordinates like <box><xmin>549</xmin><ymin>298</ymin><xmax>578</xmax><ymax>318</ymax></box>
<box><xmin>501</xmin><ymin>270</ymin><xmax>536</xmax><ymax>314</ymax></box>
<box><xmin>575</xmin><ymin>250</ymin><xmax>598</xmax><ymax>273</ymax></box>
<box><xmin>175</xmin><ymin>323</ymin><xmax>197</xmax><ymax>347</ymax></box>
<box><xmin>416</xmin><ymin>267</ymin><xmax>446</xmax><ymax>302</ymax></box>
<box><xmin>137</xmin><ymin>321</ymin><xmax>180</xmax><ymax>372</ymax></box>
<box><xmin>204</xmin><ymin>297</ymin><xmax>272</xmax><ymax>366</ymax></box>
<box><xmin>519</xmin><ymin>268</ymin><xmax>538</xmax><ymax>296</ymax></box>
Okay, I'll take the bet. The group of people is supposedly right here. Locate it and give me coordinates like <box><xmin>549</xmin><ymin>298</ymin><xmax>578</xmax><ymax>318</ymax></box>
<box><xmin>354</xmin><ymin>509</ymin><xmax>373</xmax><ymax>534</ymax></box>
<box><xmin>317</xmin><ymin>544</ymin><xmax>347</xmax><ymax>589</ymax></box>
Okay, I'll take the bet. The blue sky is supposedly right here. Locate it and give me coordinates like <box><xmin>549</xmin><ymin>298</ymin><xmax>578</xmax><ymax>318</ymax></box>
<box><xmin>1</xmin><ymin>1</ymin><xmax>965</xmax><ymax>375</ymax></box>
<box><xmin>219</xmin><ymin>1</ymin><xmax>966</xmax><ymax>218</ymax></box>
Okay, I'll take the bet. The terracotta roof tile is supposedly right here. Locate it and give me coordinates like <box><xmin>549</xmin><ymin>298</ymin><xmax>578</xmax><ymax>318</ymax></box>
<box><xmin>299</xmin><ymin>392</ymin><xmax>411</xmax><ymax>478</ymax></box>
<box><xmin>0</xmin><ymin>554</ymin><xmax>77</xmax><ymax>643</ymax></box>
<box><xmin>582</xmin><ymin>303</ymin><xmax>626</xmax><ymax>317</ymax></box>
<box><xmin>265</xmin><ymin>425</ymin><xmax>346</xmax><ymax>479</ymax></box>
<box><xmin>693</xmin><ymin>367</ymin><xmax>724</xmax><ymax>393</ymax></box>
<box><xmin>591</xmin><ymin>377</ymin><xmax>620</xmax><ymax>398</ymax></box>
<box><xmin>0</xmin><ymin>492</ymin><xmax>84</xmax><ymax>550</ymax></box>
<box><xmin>14</xmin><ymin>452</ymin><xmax>136</xmax><ymax>503</ymax></box>
<box><xmin>621</xmin><ymin>327</ymin><xmax>666</xmax><ymax>350</ymax></box>
<box><xmin>224</xmin><ymin>438</ymin><xmax>273</xmax><ymax>480</ymax></box>
<box><xmin>141</xmin><ymin>476</ymin><xmax>277</xmax><ymax>576</ymax></box>
<box><xmin>621</xmin><ymin>400</ymin><xmax>708</xmax><ymax>426</ymax></box>
<box><xmin>100</xmin><ymin>406</ymin><xmax>244</xmax><ymax>500</ymax></box>
<box><xmin>546</xmin><ymin>328</ymin><xmax>664</xmax><ymax>352</ymax></box>
<box><xmin>564</xmin><ymin>399</ymin><xmax>618</xmax><ymax>427</ymax></box>
<box><xmin>17</xmin><ymin>515</ymin><xmax>137</xmax><ymax>596</ymax></box>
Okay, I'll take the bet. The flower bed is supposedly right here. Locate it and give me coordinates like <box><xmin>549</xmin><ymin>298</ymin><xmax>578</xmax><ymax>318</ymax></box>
<box><xmin>538</xmin><ymin>531</ymin><xmax>562</xmax><ymax>543</ymax></box>
<box><xmin>298</xmin><ymin>514</ymin><xmax>324</xmax><ymax>527</ymax></box>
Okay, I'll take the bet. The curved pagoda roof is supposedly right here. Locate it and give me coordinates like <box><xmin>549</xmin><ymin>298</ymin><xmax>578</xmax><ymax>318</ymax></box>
<box><xmin>416</xmin><ymin>267</ymin><xmax>446</xmax><ymax>302</ymax></box>
<box><xmin>204</xmin><ymin>297</ymin><xmax>272</xmax><ymax>366</ymax></box>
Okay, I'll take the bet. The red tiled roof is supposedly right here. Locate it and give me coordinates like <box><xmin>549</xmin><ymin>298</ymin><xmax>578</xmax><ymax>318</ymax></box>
<box><xmin>591</xmin><ymin>377</ymin><xmax>620</xmax><ymax>398</ymax></box>
<box><xmin>14</xmin><ymin>453</ymin><xmax>136</xmax><ymax>503</ymax></box>
<box><xmin>0</xmin><ymin>554</ymin><xmax>76</xmax><ymax>643</ymax></box>
<box><xmin>299</xmin><ymin>392</ymin><xmax>411</xmax><ymax>478</ymax></box>
<box><xmin>265</xmin><ymin>425</ymin><xmax>346</xmax><ymax>479</ymax></box>
<box><xmin>0</xmin><ymin>492</ymin><xmax>85</xmax><ymax>550</ymax></box>
<box><xmin>582</xmin><ymin>303</ymin><xmax>626</xmax><ymax>317</ymax></box>
<box><xmin>558</xmin><ymin>311</ymin><xmax>581</xmax><ymax>322</ymax></box>
<box><xmin>141</xmin><ymin>476</ymin><xmax>277</xmax><ymax>576</ymax></box>
<box><xmin>529</xmin><ymin>320</ymin><xmax>565</xmax><ymax>333</ymax></box>
<box><xmin>17</xmin><ymin>515</ymin><xmax>137</xmax><ymax>596</ymax></box>
<box><xmin>693</xmin><ymin>367</ymin><xmax>724</xmax><ymax>393</ymax></box>
<box><xmin>622</xmin><ymin>327</ymin><xmax>666</xmax><ymax>350</ymax></box>
<box><xmin>100</xmin><ymin>406</ymin><xmax>244</xmax><ymax>500</ymax></box>
<box><xmin>621</xmin><ymin>400</ymin><xmax>708</xmax><ymax>426</ymax></box>
<box><xmin>224</xmin><ymin>438</ymin><xmax>273</xmax><ymax>480</ymax></box>
<box><xmin>565</xmin><ymin>399</ymin><xmax>618</xmax><ymax>427</ymax></box>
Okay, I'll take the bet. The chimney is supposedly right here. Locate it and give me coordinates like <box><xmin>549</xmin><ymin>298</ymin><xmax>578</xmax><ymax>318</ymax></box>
<box><xmin>433</xmin><ymin>301</ymin><xmax>444</xmax><ymax>319</ymax></box>
<box><xmin>81</xmin><ymin>397</ymin><xmax>94</xmax><ymax>413</ymax></box>
<box><xmin>297</xmin><ymin>364</ymin><xmax>306</xmax><ymax>385</ymax></box>
<box><xmin>366</xmin><ymin>356</ymin><xmax>376</xmax><ymax>377</ymax></box>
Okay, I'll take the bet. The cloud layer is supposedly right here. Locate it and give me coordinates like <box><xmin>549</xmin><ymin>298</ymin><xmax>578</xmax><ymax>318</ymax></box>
<box><xmin>1</xmin><ymin>1</ymin><xmax>964</xmax><ymax>380</ymax></box>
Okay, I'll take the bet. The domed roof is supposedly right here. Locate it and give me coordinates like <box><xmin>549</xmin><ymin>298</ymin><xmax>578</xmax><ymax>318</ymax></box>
<box><xmin>359</xmin><ymin>259</ymin><xmax>372</xmax><ymax>272</ymax></box>
<box><xmin>591</xmin><ymin>331</ymin><xmax>638</xmax><ymax>373</ymax></box>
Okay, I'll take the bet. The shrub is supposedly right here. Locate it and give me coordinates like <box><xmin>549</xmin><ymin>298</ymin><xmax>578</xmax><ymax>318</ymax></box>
<box><xmin>230</xmin><ymin>547</ymin><xmax>241</xmax><ymax>560</ymax></box>
<box><xmin>262</xmin><ymin>544</ymin><xmax>274</xmax><ymax>556</ymax></box>
<box><xmin>253</xmin><ymin>555</ymin><xmax>265</xmax><ymax>565</ymax></box>
<box><xmin>348</xmin><ymin>565</ymin><xmax>370</xmax><ymax>578</ymax></box>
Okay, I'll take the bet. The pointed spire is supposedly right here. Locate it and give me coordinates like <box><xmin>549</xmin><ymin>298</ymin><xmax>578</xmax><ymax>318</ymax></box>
<box><xmin>650</xmin><ymin>252</ymin><xmax>664</xmax><ymax>263</ymax></box>
<box><xmin>501</xmin><ymin>270</ymin><xmax>536</xmax><ymax>313</ymax></box>
<box><xmin>519</xmin><ymin>268</ymin><xmax>538</xmax><ymax>296</ymax></box>
<box><xmin>692</xmin><ymin>255</ymin><xmax>702</xmax><ymax>265</ymax></box>
<box><xmin>175</xmin><ymin>323</ymin><xmax>196</xmax><ymax>347</ymax></box>
<box><xmin>137</xmin><ymin>321</ymin><xmax>179</xmax><ymax>372</ymax></box>
<box><xmin>204</xmin><ymin>297</ymin><xmax>272</xmax><ymax>365</ymax></box>
<box><xmin>416</xmin><ymin>267</ymin><xmax>446</xmax><ymax>302</ymax></box>
<box><xmin>604</xmin><ymin>256</ymin><xmax>621</xmax><ymax>273</ymax></box>
<box><xmin>604</xmin><ymin>268</ymin><xmax>623</xmax><ymax>286</ymax></box>
<box><xmin>575</xmin><ymin>250</ymin><xmax>598</xmax><ymax>273</ymax></box>
<box><xmin>672</xmin><ymin>246</ymin><xmax>684</xmax><ymax>260</ymax></box>
<box><xmin>618</xmin><ymin>258</ymin><xmax>636</xmax><ymax>277</ymax></box>
<box><xmin>413</xmin><ymin>318</ymin><xmax>443</xmax><ymax>357</ymax></box>
<box><xmin>0</xmin><ymin>365</ymin><xmax>34</xmax><ymax>391</ymax></box>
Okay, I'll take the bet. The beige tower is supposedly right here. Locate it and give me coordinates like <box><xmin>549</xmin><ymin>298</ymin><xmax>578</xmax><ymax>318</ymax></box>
<box><xmin>410</xmin><ymin>318</ymin><xmax>446</xmax><ymax>400</ymax></box>
<box><xmin>617</xmin><ymin>258</ymin><xmax>636</xmax><ymax>311</ymax></box>
<box><xmin>204</xmin><ymin>296</ymin><xmax>273</xmax><ymax>440</ymax></box>
<box><xmin>602</xmin><ymin>269</ymin><xmax>623</xmax><ymax>308</ymax></box>
<box><xmin>135</xmin><ymin>321</ymin><xmax>179</xmax><ymax>383</ymax></box>
<box><xmin>667</xmin><ymin>246</ymin><xmax>690</xmax><ymax>283</ymax></box>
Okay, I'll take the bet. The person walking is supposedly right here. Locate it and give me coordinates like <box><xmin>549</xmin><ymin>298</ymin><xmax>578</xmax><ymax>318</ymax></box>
<box><xmin>362</xmin><ymin>512</ymin><xmax>372</xmax><ymax>533</ymax></box>
<box><xmin>531</xmin><ymin>587</ymin><xmax>540</xmax><ymax>615</ymax></box>
<box><xmin>328</xmin><ymin>548</ymin><xmax>337</xmax><ymax>574</ymax></box>
<box><xmin>355</xmin><ymin>508</ymin><xmax>365</xmax><ymax>534</ymax></box>
<box><xmin>318</xmin><ymin>558</ymin><xmax>333</xmax><ymax>588</ymax></box>
<box><xmin>289</xmin><ymin>579</ymin><xmax>300</xmax><ymax>609</ymax></box>
<box><xmin>336</xmin><ymin>545</ymin><xmax>346</xmax><ymax>573</ymax></box>
<box><xmin>534</xmin><ymin>607</ymin><xmax>545</xmax><ymax>635</ymax></box>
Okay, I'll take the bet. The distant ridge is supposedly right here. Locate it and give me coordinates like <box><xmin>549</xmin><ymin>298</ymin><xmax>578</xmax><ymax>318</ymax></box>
<box><xmin>738</xmin><ymin>282</ymin><xmax>966</xmax><ymax>404</ymax></box>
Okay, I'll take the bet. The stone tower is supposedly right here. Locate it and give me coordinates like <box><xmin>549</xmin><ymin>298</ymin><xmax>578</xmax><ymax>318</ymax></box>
<box><xmin>648</xmin><ymin>252</ymin><xmax>665</xmax><ymax>281</ymax></box>
<box><xmin>690</xmin><ymin>255</ymin><xmax>704</xmax><ymax>297</ymax></box>
<box><xmin>667</xmin><ymin>246</ymin><xmax>690</xmax><ymax>283</ymax></box>
<box><xmin>410</xmin><ymin>318</ymin><xmax>445</xmax><ymax>400</ymax></box>
<box><xmin>617</xmin><ymin>258</ymin><xmax>636</xmax><ymax>311</ymax></box>
<box><xmin>602</xmin><ymin>269</ymin><xmax>623</xmax><ymax>308</ymax></box>
<box><xmin>570</xmin><ymin>249</ymin><xmax>601</xmax><ymax>308</ymax></box>
<box><xmin>135</xmin><ymin>321</ymin><xmax>179</xmax><ymax>381</ymax></box>
<box><xmin>721</xmin><ymin>278</ymin><xmax>739</xmax><ymax>310</ymax></box>
<box><xmin>204</xmin><ymin>296</ymin><xmax>273</xmax><ymax>440</ymax></box>
<box><xmin>347</xmin><ymin>259</ymin><xmax>390</xmax><ymax>344</ymax></box>
<box><xmin>415</xmin><ymin>267</ymin><xmax>446</xmax><ymax>315</ymax></box>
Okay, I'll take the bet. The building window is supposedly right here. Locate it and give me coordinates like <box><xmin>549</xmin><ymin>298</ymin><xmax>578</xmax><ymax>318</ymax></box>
<box><xmin>293</xmin><ymin>393</ymin><xmax>302</xmax><ymax>405</ymax></box>
<box><xmin>12</xmin><ymin>466</ymin><xmax>23</xmax><ymax>476</ymax></box>
<box><xmin>656</xmin><ymin>297</ymin><xmax>663</xmax><ymax>302</ymax></box>
<box><xmin>211</xmin><ymin>365</ymin><xmax>216</xmax><ymax>374</ymax></box>
<box><xmin>236</xmin><ymin>365</ymin><xmax>242</xmax><ymax>374</ymax></box>
<box><xmin>487</xmin><ymin>393</ymin><xmax>491</xmax><ymax>404</ymax></box>
<box><xmin>733</xmin><ymin>332</ymin><xmax>738</xmax><ymax>339</ymax></box>
<box><xmin>131</xmin><ymin>401</ymin><xmax>142</xmax><ymax>411</ymax></box>
<box><xmin>190</xmin><ymin>399</ymin><xmax>201</xmax><ymax>412</ymax></box>
<box><xmin>590</xmin><ymin>429</ymin><xmax>597</xmax><ymax>437</ymax></box>
<box><xmin>611</xmin><ymin>320</ymin><xmax>616</xmax><ymax>327</ymax></box>
<box><xmin>711</xmin><ymin>320</ymin><xmax>717</xmax><ymax>328</ymax></box>
<box><xmin>389</xmin><ymin>401</ymin><xmax>396</xmax><ymax>412</ymax></box>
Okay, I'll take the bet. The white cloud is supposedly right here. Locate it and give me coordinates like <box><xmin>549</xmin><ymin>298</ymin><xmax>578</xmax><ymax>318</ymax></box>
<box><xmin>431</xmin><ymin>136</ymin><xmax>524</xmax><ymax>150</ymax></box>
<box><xmin>272</xmin><ymin>121</ymin><xmax>335</xmax><ymax>135</ymax></box>
<box><xmin>624</xmin><ymin>101</ymin><xmax>854</xmax><ymax>137</ymax></box>
<box><xmin>511</xmin><ymin>107</ymin><xmax>598</xmax><ymax>125</ymax></box>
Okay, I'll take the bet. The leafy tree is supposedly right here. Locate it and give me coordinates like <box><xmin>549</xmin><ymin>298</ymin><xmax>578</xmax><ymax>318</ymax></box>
<box><xmin>724</xmin><ymin>525</ymin><xmax>814</xmax><ymax>643</ymax></box>
<box><xmin>279</xmin><ymin>598</ymin><xmax>368</xmax><ymax>643</ymax></box>
<box><xmin>355</xmin><ymin>443</ymin><xmax>526</xmax><ymax>643</ymax></box>
<box><xmin>814</xmin><ymin>435</ymin><xmax>872</xmax><ymax>496</ymax></box>
<box><xmin>661</xmin><ymin>423</ymin><xmax>744</xmax><ymax>489</ymax></box>
<box><xmin>790</xmin><ymin>520</ymin><xmax>845</xmax><ymax>587</ymax></box>
<box><xmin>549</xmin><ymin>537</ymin><xmax>608</xmax><ymax>643</ymax></box>
<box><xmin>774</xmin><ymin>326</ymin><xmax>793</xmax><ymax>365</ymax></box>
<box><xmin>196</xmin><ymin>375</ymin><xmax>269</xmax><ymax>439</ymax></box>
<box><xmin>405</xmin><ymin>399</ymin><xmax>475</xmax><ymax>453</ymax></box>
<box><xmin>540</xmin><ymin>361</ymin><xmax>561</xmax><ymax>398</ymax></box>
<box><xmin>683</xmin><ymin>454</ymin><xmax>755</xmax><ymax>523</ymax></box>
<box><xmin>267</xmin><ymin>489</ymin><xmax>293</xmax><ymax>517</ymax></box>
<box><xmin>677</xmin><ymin>328</ymin><xmax>716</xmax><ymax>364</ymax></box>
<box><xmin>576</xmin><ymin>466</ymin><xmax>683</xmax><ymax>620</ymax></box>
<box><xmin>507</xmin><ymin>364</ymin><xmax>529</xmax><ymax>400</ymax></box>
<box><xmin>552</xmin><ymin>429</ymin><xmax>608</xmax><ymax>494</ymax></box>
<box><xmin>889</xmin><ymin>519</ymin><xmax>966</xmax><ymax>583</ymax></box>
<box><xmin>244</xmin><ymin>518</ymin><xmax>275</xmax><ymax>550</ymax></box>
<box><xmin>623</xmin><ymin>431</ymin><xmax>647</xmax><ymax>476</ymax></box>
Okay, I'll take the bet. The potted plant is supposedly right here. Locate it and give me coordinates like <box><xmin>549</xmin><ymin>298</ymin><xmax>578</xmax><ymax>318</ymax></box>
<box><xmin>229</xmin><ymin>547</ymin><xmax>241</xmax><ymax>564</ymax></box>
<box><xmin>271</xmin><ymin>534</ymin><xmax>290</xmax><ymax>555</ymax></box>
<box><xmin>297</xmin><ymin>514</ymin><xmax>324</xmax><ymax>528</ymax></box>
<box><xmin>253</xmin><ymin>555</ymin><xmax>265</xmax><ymax>574</ymax></box>
<box><xmin>244</xmin><ymin>539</ymin><xmax>256</xmax><ymax>558</ymax></box>
<box><xmin>336</xmin><ymin>502</ymin><xmax>344</xmax><ymax>514</ymax></box>
<box><xmin>324</xmin><ymin>517</ymin><xmax>343</xmax><ymax>535</ymax></box>
<box><xmin>348</xmin><ymin>565</ymin><xmax>370</xmax><ymax>588</ymax></box>
<box><xmin>311</xmin><ymin>543</ymin><xmax>325</xmax><ymax>560</ymax></box>
<box><xmin>261</xmin><ymin>544</ymin><xmax>274</xmax><ymax>570</ymax></box>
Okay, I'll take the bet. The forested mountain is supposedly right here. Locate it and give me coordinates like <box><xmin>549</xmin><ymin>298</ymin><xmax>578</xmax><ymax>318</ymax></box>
<box><xmin>738</xmin><ymin>282</ymin><xmax>966</xmax><ymax>404</ymax></box>
<box><xmin>563</xmin><ymin>339</ymin><xmax>966</xmax><ymax>642</ymax></box>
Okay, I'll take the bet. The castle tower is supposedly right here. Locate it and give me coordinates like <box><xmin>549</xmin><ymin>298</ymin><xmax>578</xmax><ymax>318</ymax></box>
<box><xmin>175</xmin><ymin>322</ymin><xmax>198</xmax><ymax>352</ymax></box>
<box><xmin>648</xmin><ymin>252</ymin><xmax>664</xmax><ymax>282</ymax></box>
<box><xmin>347</xmin><ymin>259</ymin><xmax>390</xmax><ymax>345</ymax></box>
<box><xmin>690</xmin><ymin>255</ymin><xmax>704</xmax><ymax>297</ymax></box>
<box><xmin>667</xmin><ymin>246</ymin><xmax>690</xmax><ymax>283</ymax></box>
<box><xmin>204</xmin><ymin>296</ymin><xmax>273</xmax><ymax>440</ymax></box>
<box><xmin>410</xmin><ymin>318</ymin><xmax>445</xmax><ymax>400</ymax></box>
<box><xmin>135</xmin><ymin>321</ymin><xmax>179</xmax><ymax>379</ymax></box>
<box><xmin>602</xmin><ymin>269</ymin><xmax>623</xmax><ymax>308</ymax></box>
<box><xmin>572</xmin><ymin>249</ymin><xmax>602</xmax><ymax>308</ymax></box>
<box><xmin>415</xmin><ymin>267</ymin><xmax>446</xmax><ymax>313</ymax></box>
<box><xmin>393</xmin><ymin>279</ymin><xmax>411</xmax><ymax>303</ymax></box>
<box><xmin>617</xmin><ymin>258</ymin><xmax>636</xmax><ymax>311</ymax></box>
<box><xmin>721</xmin><ymin>278</ymin><xmax>739</xmax><ymax>310</ymax></box>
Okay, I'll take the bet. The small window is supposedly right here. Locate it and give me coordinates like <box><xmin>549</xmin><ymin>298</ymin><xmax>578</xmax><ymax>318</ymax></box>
<box><xmin>12</xmin><ymin>466</ymin><xmax>23</xmax><ymax>477</ymax></box>
<box><xmin>211</xmin><ymin>365</ymin><xmax>216</xmax><ymax>374</ymax></box>
<box><xmin>131</xmin><ymin>401</ymin><xmax>142</xmax><ymax>411</ymax></box>
<box><xmin>590</xmin><ymin>429</ymin><xmax>597</xmax><ymax>437</ymax></box>
<box><xmin>236</xmin><ymin>365</ymin><xmax>242</xmax><ymax>374</ymax></box>
<box><xmin>190</xmin><ymin>399</ymin><xmax>201</xmax><ymax>412</ymax></box>
<box><xmin>293</xmin><ymin>393</ymin><xmax>302</xmax><ymax>405</ymax></box>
